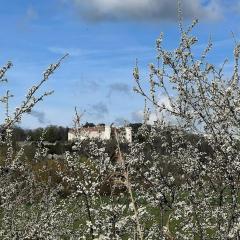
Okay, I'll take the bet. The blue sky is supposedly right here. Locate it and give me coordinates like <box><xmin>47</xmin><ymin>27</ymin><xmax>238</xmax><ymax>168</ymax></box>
<box><xmin>1</xmin><ymin>0</ymin><xmax>240</xmax><ymax>128</ymax></box>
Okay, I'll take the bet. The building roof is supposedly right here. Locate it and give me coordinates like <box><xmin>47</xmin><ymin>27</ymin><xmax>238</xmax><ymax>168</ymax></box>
<box><xmin>68</xmin><ymin>126</ymin><xmax>105</xmax><ymax>134</ymax></box>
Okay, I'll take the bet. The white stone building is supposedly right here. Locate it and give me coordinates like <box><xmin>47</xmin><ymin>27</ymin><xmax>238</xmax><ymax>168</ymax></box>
<box><xmin>68</xmin><ymin>125</ymin><xmax>132</xmax><ymax>143</ymax></box>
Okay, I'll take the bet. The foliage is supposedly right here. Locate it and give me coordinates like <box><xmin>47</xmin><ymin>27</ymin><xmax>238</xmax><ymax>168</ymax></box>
<box><xmin>11</xmin><ymin>125</ymin><xmax>69</xmax><ymax>143</ymax></box>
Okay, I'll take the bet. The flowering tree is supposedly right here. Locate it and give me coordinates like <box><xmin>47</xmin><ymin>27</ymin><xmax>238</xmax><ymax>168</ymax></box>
<box><xmin>0</xmin><ymin>55</ymin><xmax>70</xmax><ymax>239</ymax></box>
<box><xmin>132</xmin><ymin>16</ymin><xmax>240</xmax><ymax>239</ymax></box>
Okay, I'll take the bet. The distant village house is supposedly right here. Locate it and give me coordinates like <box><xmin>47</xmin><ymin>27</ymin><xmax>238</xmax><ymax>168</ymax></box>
<box><xmin>68</xmin><ymin>125</ymin><xmax>132</xmax><ymax>143</ymax></box>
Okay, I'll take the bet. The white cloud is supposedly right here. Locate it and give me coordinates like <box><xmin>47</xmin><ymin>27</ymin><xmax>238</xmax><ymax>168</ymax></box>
<box><xmin>132</xmin><ymin>110</ymin><xmax>144</xmax><ymax>123</ymax></box>
<box><xmin>89</xmin><ymin>102</ymin><xmax>109</xmax><ymax>119</ymax></box>
<box><xmin>29</xmin><ymin>110</ymin><xmax>49</xmax><ymax>124</ymax></box>
<box><xmin>48</xmin><ymin>47</ymin><xmax>83</xmax><ymax>57</ymax></box>
<box><xmin>66</xmin><ymin>0</ymin><xmax>222</xmax><ymax>22</ymax></box>
<box><xmin>107</xmin><ymin>83</ymin><xmax>131</xmax><ymax>98</ymax></box>
<box><xmin>48</xmin><ymin>45</ymin><xmax>153</xmax><ymax>57</ymax></box>
<box><xmin>132</xmin><ymin>95</ymin><xmax>173</xmax><ymax>124</ymax></box>
<box><xmin>132</xmin><ymin>109</ymin><xmax>159</xmax><ymax>124</ymax></box>
<box><xmin>18</xmin><ymin>6</ymin><xmax>38</xmax><ymax>31</ymax></box>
